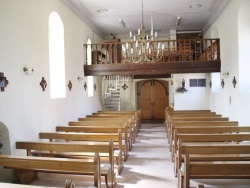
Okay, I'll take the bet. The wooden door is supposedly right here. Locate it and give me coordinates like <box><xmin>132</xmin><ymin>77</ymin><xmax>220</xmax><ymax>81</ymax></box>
<box><xmin>137</xmin><ymin>80</ymin><xmax>169</xmax><ymax>120</ymax></box>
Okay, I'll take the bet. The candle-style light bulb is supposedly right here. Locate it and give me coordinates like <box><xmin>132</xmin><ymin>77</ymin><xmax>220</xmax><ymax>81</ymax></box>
<box><xmin>130</xmin><ymin>31</ymin><xmax>132</xmax><ymax>38</ymax></box>
<box><xmin>126</xmin><ymin>42</ymin><xmax>129</xmax><ymax>49</ymax></box>
<box><xmin>136</xmin><ymin>41</ymin><xmax>139</xmax><ymax>48</ymax></box>
<box><xmin>162</xmin><ymin>43</ymin><xmax>165</xmax><ymax>50</ymax></box>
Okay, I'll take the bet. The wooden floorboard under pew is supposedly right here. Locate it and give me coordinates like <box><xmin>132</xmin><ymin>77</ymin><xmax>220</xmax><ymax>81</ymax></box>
<box><xmin>177</xmin><ymin>143</ymin><xmax>250</xmax><ymax>188</ymax></box>
<box><xmin>168</xmin><ymin>118</ymin><xmax>232</xmax><ymax>146</ymax></box>
<box><xmin>170</xmin><ymin>121</ymin><xmax>239</xmax><ymax>152</ymax></box>
<box><xmin>0</xmin><ymin>154</ymin><xmax>101</xmax><ymax>188</ymax></box>
<box><xmin>39</xmin><ymin>131</ymin><xmax>124</xmax><ymax>174</ymax></box>
<box><xmin>68</xmin><ymin>121</ymin><xmax>130</xmax><ymax>154</ymax></box>
<box><xmin>86</xmin><ymin>114</ymin><xmax>138</xmax><ymax>141</ymax></box>
<box><xmin>78</xmin><ymin>118</ymin><xmax>133</xmax><ymax>150</ymax></box>
<box><xmin>97</xmin><ymin>110</ymin><xmax>141</xmax><ymax>129</ymax></box>
<box><xmin>175</xmin><ymin>133</ymin><xmax>250</xmax><ymax>177</ymax></box>
<box><xmin>16</xmin><ymin>140</ymin><xmax>114</xmax><ymax>188</ymax></box>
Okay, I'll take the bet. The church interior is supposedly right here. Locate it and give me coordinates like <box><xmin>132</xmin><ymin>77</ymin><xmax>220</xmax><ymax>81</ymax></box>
<box><xmin>1</xmin><ymin>0</ymin><xmax>250</xmax><ymax>187</ymax></box>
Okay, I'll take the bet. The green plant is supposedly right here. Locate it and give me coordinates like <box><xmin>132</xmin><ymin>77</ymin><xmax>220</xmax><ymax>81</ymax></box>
<box><xmin>176</xmin><ymin>86</ymin><xmax>188</xmax><ymax>93</ymax></box>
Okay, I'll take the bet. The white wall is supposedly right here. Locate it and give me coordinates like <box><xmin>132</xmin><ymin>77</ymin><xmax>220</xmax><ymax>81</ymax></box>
<box><xmin>206</xmin><ymin>0</ymin><xmax>250</xmax><ymax>124</ymax></box>
<box><xmin>0</xmin><ymin>0</ymin><xmax>102</xmax><ymax>155</ymax></box>
<box><xmin>173</xmin><ymin>73</ymin><xmax>210</xmax><ymax>110</ymax></box>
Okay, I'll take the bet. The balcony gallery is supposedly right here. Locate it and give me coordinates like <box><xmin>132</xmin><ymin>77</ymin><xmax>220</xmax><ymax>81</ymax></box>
<box><xmin>83</xmin><ymin>38</ymin><xmax>220</xmax><ymax>77</ymax></box>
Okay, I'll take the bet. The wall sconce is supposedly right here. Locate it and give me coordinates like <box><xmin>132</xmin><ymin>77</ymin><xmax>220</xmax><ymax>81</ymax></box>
<box><xmin>232</xmin><ymin>76</ymin><xmax>237</xmax><ymax>88</ymax></box>
<box><xmin>68</xmin><ymin>80</ymin><xmax>72</xmax><ymax>91</ymax></box>
<box><xmin>209</xmin><ymin>81</ymin><xmax>212</xmax><ymax>88</ymax></box>
<box><xmin>221</xmin><ymin>79</ymin><xmax>225</xmax><ymax>88</ymax></box>
<box><xmin>222</xmin><ymin>71</ymin><xmax>229</xmax><ymax>78</ymax></box>
<box><xmin>77</xmin><ymin>76</ymin><xmax>84</xmax><ymax>82</ymax></box>
<box><xmin>84</xmin><ymin>82</ymin><xmax>87</xmax><ymax>91</ymax></box>
<box><xmin>40</xmin><ymin>77</ymin><xmax>47</xmax><ymax>91</ymax></box>
<box><xmin>122</xmin><ymin>83</ymin><xmax>128</xmax><ymax>90</ymax></box>
<box><xmin>0</xmin><ymin>72</ymin><xmax>9</xmax><ymax>92</ymax></box>
<box><xmin>23</xmin><ymin>65</ymin><xmax>34</xmax><ymax>75</ymax></box>
<box><xmin>170</xmin><ymin>75</ymin><xmax>174</xmax><ymax>85</ymax></box>
<box><xmin>182</xmin><ymin>78</ymin><xmax>185</xmax><ymax>87</ymax></box>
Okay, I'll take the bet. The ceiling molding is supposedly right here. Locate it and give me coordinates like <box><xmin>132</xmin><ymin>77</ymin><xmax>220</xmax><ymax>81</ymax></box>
<box><xmin>60</xmin><ymin>0</ymin><xmax>105</xmax><ymax>38</ymax></box>
<box><xmin>203</xmin><ymin>0</ymin><xmax>231</xmax><ymax>33</ymax></box>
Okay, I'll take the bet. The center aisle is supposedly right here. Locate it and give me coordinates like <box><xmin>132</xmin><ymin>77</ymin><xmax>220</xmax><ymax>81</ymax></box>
<box><xmin>116</xmin><ymin>123</ymin><xmax>177</xmax><ymax>188</ymax></box>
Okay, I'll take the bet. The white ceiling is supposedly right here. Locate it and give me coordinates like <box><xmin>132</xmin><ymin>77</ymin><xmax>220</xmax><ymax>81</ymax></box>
<box><xmin>61</xmin><ymin>0</ymin><xmax>231</xmax><ymax>40</ymax></box>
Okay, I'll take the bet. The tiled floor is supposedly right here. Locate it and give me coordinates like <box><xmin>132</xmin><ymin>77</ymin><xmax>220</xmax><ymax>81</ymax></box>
<box><xmin>29</xmin><ymin>123</ymin><xmax>250</xmax><ymax>188</ymax></box>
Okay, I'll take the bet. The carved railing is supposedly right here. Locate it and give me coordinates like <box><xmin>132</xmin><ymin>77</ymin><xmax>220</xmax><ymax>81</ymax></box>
<box><xmin>83</xmin><ymin>39</ymin><xmax>220</xmax><ymax>65</ymax></box>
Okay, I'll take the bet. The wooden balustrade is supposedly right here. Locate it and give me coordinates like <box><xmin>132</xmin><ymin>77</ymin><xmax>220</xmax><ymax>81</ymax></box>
<box><xmin>83</xmin><ymin>38</ymin><xmax>220</xmax><ymax>76</ymax></box>
<box><xmin>84</xmin><ymin>39</ymin><xmax>220</xmax><ymax>65</ymax></box>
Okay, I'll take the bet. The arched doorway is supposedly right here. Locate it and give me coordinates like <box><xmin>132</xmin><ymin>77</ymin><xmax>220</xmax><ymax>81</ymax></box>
<box><xmin>137</xmin><ymin>80</ymin><xmax>169</xmax><ymax>121</ymax></box>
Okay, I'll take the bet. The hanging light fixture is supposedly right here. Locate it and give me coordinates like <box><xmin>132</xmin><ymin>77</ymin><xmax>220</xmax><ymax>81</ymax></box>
<box><xmin>122</xmin><ymin>0</ymin><xmax>165</xmax><ymax>63</ymax></box>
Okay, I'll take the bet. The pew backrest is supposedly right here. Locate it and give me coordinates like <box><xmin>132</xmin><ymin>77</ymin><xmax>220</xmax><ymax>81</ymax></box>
<box><xmin>0</xmin><ymin>154</ymin><xmax>101</xmax><ymax>187</ymax></box>
<box><xmin>39</xmin><ymin>130</ymin><xmax>122</xmax><ymax>151</ymax></box>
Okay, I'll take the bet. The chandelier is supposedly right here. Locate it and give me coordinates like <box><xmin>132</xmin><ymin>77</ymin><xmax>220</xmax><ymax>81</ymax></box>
<box><xmin>122</xmin><ymin>0</ymin><xmax>165</xmax><ymax>63</ymax></box>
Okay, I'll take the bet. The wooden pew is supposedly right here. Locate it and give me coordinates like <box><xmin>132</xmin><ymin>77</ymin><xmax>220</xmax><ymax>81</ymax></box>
<box><xmin>169</xmin><ymin>121</ymin><xmax>238</xmax><ymax>151</ymax></box>
<box><xmin>97</xmin><ymin>110</ymin><xmax>141</xmax><ymax>130</ymax></box>
<box><xmin>0</xmin><ymin>154</ymin><xmax>101</xmax><ymax>188</ymax></box>
<box><xmin>182</xmin><ymin>156</ymin><xmax>250</xmax><ymax>188</ymax></box>
<box><xmin>167</xmin><ymin>116</ymin><xmax>228</xmax><ymax>140</ymax></box>
<box><xmin>177</xmin><ymin>143</ymin><xmax>250</xmax><ymax>188</ymax></box>
<box><xmin>175</xmin><ymin>133</ymin><xmax>250</xmax><ymax>177</ymax></box>
<box><xmin>93</xmin><ymin>112</ymin><xmax>139</xmax><ymax>134</ymax></box>
<box><xmin>68</xmin><ymin>121</ymin><xmax>130</xmax><ymax>154</ymax></box>
<box><xmin>0</xmin><ymin>182</ymin><xmax>75</xmax><ymax>188</ymax></box>
<box><xmin>173</xmin><ymin>125</ymin><xmax>249</xmax><ymax>157</ymax></box>
<box><xmin>16</xmin><ymin>140</ymin><xmax>114</xmax><ymax>188</ymax></box>
<box><xmin>166</xmin><ymin>113</ymin><xmax>221</xmax><ymax>128</ymax></box>
<box><xmin>169</xmin><ymin>121</ymin><xmax>237</xmax><ymax>151</ymax></box>
<box><xmin>165</xmin><ymin>109</ymin><xmax>213</xmax><ymax>121</ymax></box>
<box><xmin>166</xmin><ymin>113</ymin><xmax>219</xmax><ymax>126</ymax></box>
<box><xmin>0</xmin><ymin>181</ymin><xmax>76</xmax><ymax>188</ymax></box>
<box><xmin>39</xmin><ymin>131</ymin><xmax>124</xmax><ymax>174</ymax></box>
<box><xmin>85</xmin><ymin>114</ymin><xmax>137</xmax><ymax>142</ymax></box>
<box><xmin>77</xmin><ymin>118</ymin><xmax>133</xmax><ymax>150</ymax></box>
<box><xmin>165</xmin><ymin>110</ymin><xmax>216</xmax><ymax>135</ymax></box>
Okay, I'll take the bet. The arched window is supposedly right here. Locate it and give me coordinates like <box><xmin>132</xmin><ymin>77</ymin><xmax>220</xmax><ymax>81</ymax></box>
<box><xmin>87</xmin><ymin>38</ymin><xmax>93</xmax><ymax>97</ymax></box>
<box><xmin>238</xmin><ymin>1</ymin><xmax>250</xmax><ymax>92</ymax></box>
<box><xmin>48</xmin><ymin>12</ymin><xmax>66</xmax><ymax>99</ymax></box>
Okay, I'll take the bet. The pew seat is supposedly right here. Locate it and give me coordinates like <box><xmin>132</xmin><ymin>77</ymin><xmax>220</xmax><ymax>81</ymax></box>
<box><xmin>0</xmin><ymin>154</ymin><xmax>101</xmax><ymax>188</ymax></box>
<box><xmin>180</xmin><ymin>154</ymin><xmax>250</xmax><ymax>188</ymax></box>
<box><xmin>176</xmin><ymin>143</ymin><xmax>250</xmax><ymax>188</ymax></box>
<box><xmin>16</xmin><ymin>140</ymin><xmax>115</xmax><ymax>188</ymax></box>
<box><xmin>39</xmin><ymin>131</ymin><xmax>124</xmax><ymax>174</ymax></box>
